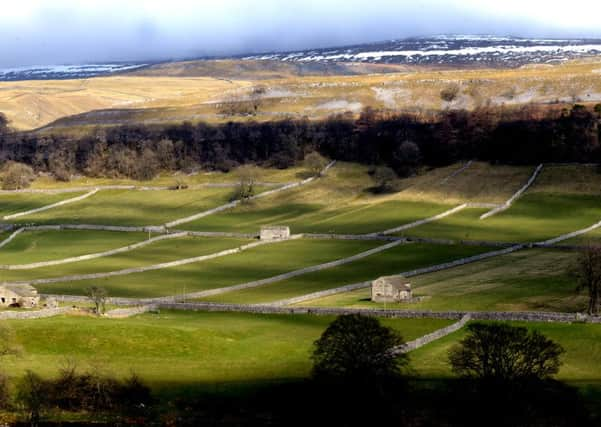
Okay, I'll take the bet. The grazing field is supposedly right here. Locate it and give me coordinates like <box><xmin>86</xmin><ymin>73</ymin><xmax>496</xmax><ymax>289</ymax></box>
<box><xmin>0</xmin><ymin>236</ymin><xmax>252</xmax><ymax>283</ymax></box>
<box><xmin>1</xmin><ymin>311</ymin><xmax>453</xmax><ymax>394</ymax></box>
<box><xmin>32</xmin><ymin>239</ymin><xmax>383</xmax><ymax>297</ymax></box>
<box><xmin>27</xmin><ymin>166</ymin><xmax>305</xmax><ymax>190</ymax></box>
<box><xmin>187</xmin><ymin>163</ymin><xmax>457</xmax><ymax>234</ymax></box>
<box><xmin>0</xmin><ymin>192</ymin><xmax>87</xmax><ymax>218</ymax></box>
<box><xmin>200</xmin><ymin>243</ymin><xmax>490</xmax><ymax>304</ymax></box>
<box><xmin>410</xmin><ymin>321</ymin><xmax>601</xmax><ymax>390</ymax></box>
<box><xmin>302</xmin><ymin>249</ymin><xmax>586</xmax><ymax>313</ymax></box>
<box><xmin>0</xmin><ymin>229</ymin><xmax>146</xmax><ymax>265</ymax></box>
<box><xmin>12</xmin><ymin>187</ymin><xmax>238</xmax><ymax>226</ymax></box>
<box><xmin>405</xmin><ymin>161</ymin><xmax>533</xmax><ymax>204</ymax></box>
<box><xmin>406</xmin><ymin>193</ymin><xmax>601</xmax><ymax>243</ymax></box>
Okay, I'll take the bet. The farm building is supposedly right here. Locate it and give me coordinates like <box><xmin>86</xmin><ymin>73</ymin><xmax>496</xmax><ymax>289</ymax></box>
<box><xmin>371</xmin><ymin>275</ymin><xmax>412</xmax><ymax>303</ymax></box>
<box><xmin>0</xmin><ymin>284</ymin><xmax>40</xmax><ymax>308</ymax></box>
<box><xmin>260</xmin><ymin>225</ymin><xmax>291</xmax><ymax>240</ymax></box>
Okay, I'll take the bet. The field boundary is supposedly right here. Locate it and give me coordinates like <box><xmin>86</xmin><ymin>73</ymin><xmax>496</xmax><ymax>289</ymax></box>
<box><xmin>535</xmin><ymin>219</ymin><xmax>601</xmax><ymax>246</ymax></box>
<box><xmin>0</xmin><ymin>228</ymin><xmax>25</xmax><ymax>249</ymax></box>
<box><xmin>166</xmin><ymin>239</ymin><xmax>408</xmax><ymax>302</ymax></box>
<box><xmin>0</xmin><ymin>232</ymin><xmax>190</xmax><ymax>270</ymax></box>
<box><xmin>2</xmin><ymin>189</ymin><xmax>99</xmax><ymax>220</ymax></box>
<box><xmin>393</xmin><ymin>314</ymin><xmax>471</xmax><ymax>354</ymax></box>
<box><xmin>480</xmin><ymin>164</ymin><xmax>543</xmax><ymax>220</ymax></box>
<box><xmin>164</xmin><ymin>161</ymin><xmax>336</xmax><ymax>228</ymax></box>
<box><xmin>1</xmin><ymin>235</ymin><xmax>302</xmax><ymax>286</ymax></box>
<box><xmin>374</xmin><ymin>204</ymin><xmax>469</xmax><ymax>236</ymax></box>
<box><xmin>440</xmin><ymin>160</ymin><xmax>472</xmax><ymax>185</ymax></box>
<box><xmin>268</xmin><ymin>244</ymin><xmax>524</xmax><ymax>306</ymax></box>
<box><xmin>0</xmin><ymin>182</ymin><xmax>287</xmax><ymax>194</ymax></box>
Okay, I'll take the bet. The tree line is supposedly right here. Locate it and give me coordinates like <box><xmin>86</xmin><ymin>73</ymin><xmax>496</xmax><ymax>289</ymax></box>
<box><xmin>0</xmin><ymin>103</ymin><xmax>600</xmax><ymax>183</ymax></box>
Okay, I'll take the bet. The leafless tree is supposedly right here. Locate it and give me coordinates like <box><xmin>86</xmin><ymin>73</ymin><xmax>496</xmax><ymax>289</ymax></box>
<box><xmin>86</xmin><ymin>286</ymin><xmax>108</xmax><ymax>315</ymax></box>
<box><xmin>573</xmin><ymin>245</ymin><xmax>601</xmax><ymax>315</ymax></box>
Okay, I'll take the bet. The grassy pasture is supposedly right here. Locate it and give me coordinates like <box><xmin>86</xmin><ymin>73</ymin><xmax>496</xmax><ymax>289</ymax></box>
<box><xmin>404</xmin><ymin>161</ymin><xmax>533</xmax><ymax>204</ymax></box>
<box><xmin>406</xmin><ymin>193</ymin><xmax>601</xmax><ymax>243</ymax></box>
<box><xmin>12</xmin><ymin>187</ymin><xmax>239</xmax><ymax>226</ymax></box>
<box><xmin>200</xmin><ymin>243</ymin><xmax>490</xmax><ymax>304</ymax></box>
<box><xmin>410</xmin><ymin>321</ymin><xmax>601</xmax><ymax>392</ymax></box>
<box><xmin>32</xmin><ymin>239</ymin><xmax>383</xmax><ymax>298</ymax></box>
<box><xmin>187</xmin><ymin>163</ymin><xmax>457</xmax><ymax>234</ymax></box>
<box><xmin>0</xmin><ymin>236</ymin><xmax>251</xmax><ymax>283</ymax></box>
<box><xmin>28</xmin><ymin>165</ymin><xmax>305</xmax><ymax>190</ymax></box>
<box><xmin>0</xmin><ymin>229</ymin><xmax>146</xmax><ymax>265</ymax></box>
<box><xmin>1</xmin><ymin>311</ymin><xmax>453</xmax><ymax>395</ymax></box>
<box><xmin>0</xmin><ymin>192</ymin><xmax>86</xmax><ymax>218</ymax></box>
<box><xmin>187</xmin><ymin>162</ymin><xmax>538</xmax><ymax>234</ymax></box>
<box><xmin>303</xmin><ymin>249</ymin><xmax>586</xmax><ymax>313</ymax></box>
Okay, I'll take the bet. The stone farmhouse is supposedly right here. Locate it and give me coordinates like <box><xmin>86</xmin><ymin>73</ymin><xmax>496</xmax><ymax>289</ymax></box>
<box><xmin>260</xmin><ymin>225</ymin><xmax>291</xmax><ymax>240</ymax></box>
<box><xmin>371</xmin><ymin>275</ymin><xmax>412</xmax><ymax>303</ymax></box>
<box><xmin>0</xmin><ymin>284</ymin><xmax>40</xmax><ymax>308</ymax></box>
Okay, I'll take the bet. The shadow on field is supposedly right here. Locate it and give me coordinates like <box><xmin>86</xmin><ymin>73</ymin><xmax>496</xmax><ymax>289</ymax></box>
<box><xmin>161</xmin><ymin>378</ymin><xmax>594</xmax><ymax>427</ymax></box>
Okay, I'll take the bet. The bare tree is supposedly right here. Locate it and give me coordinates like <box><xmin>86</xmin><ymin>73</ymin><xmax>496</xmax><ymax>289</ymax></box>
<box><xmin>573</xmin><ymin>245</ymin><xmax>601</xmax><ymax>315</ymax></box>
<box><xmin>304</xmin><ymin>152</ymin><xmax>328</xmax><ymax>177</ymax></box>
<box><xmin>86</xmin><ymin>286</ymin><xmax>108</xmax><ymax>315</ymax></box>
<box><xmin>1</xmin><ymin>161</ymin><xmax>35</xmax><ymax>190</ymax></box>
<box><xmin>234</xmin><ymin>165</ymin><xmax>260</xmax><ymax>202</ymax></box>
<box><xmin>373</xmin><ymin>166</ymin><xmax>397</xmax><ymax>192</ymax></box>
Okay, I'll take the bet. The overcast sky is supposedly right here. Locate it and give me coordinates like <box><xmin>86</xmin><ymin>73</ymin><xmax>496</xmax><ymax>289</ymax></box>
<box><xmin>1</xmin><ymin>0</ymin><xmax>601</xmax><ymax>68</ymax></box>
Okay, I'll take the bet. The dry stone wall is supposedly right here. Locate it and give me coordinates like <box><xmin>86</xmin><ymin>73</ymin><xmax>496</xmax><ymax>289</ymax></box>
<box><xmin>269</xmin><ymin>244</ymin><xmax>524</xmax><ymax>306</ymax></box>
<box><xmin>2</xmin><ymin>189</ymin><xmax>99</xmax><ymax>220</ymax></box>
<box><xmin>440</xmin><ymin>161</ymin><xmax>473</xmax><ymax>185</ymax></box>
<box><xmin>173</xmin><ymin>240</ymin><xmax>406</xmax><ymax>301</ymax></box>
<box><xmin>393</xmin><ymin>314</ymin><xmax>471</xmax><ymax>354</ymax></box>
<box><xmin>4</xmin><ymin>235</ymin><xmax>301</xmax><ymax>287</ymax></box>
<box><xmin>0</xmin><ymin>232</ymin><xmax>189</xmax><ymax>270</ymax></box>
<box><xmin>164</xmin><ymin>161</ymin><xmax>336</xmax><ymax>228</ymax></box>
<box><xmin>0</xmin><ymin>228</ymin><xmax>24</xmax><ymax>249</ymax></box>
<box><xmin>376</xmin><ymin>204</ymin><xmax>469</xmax><ymax>236</ymax></box>
<box><xmin>0</xmin><ymin>307</ymin><xmax>72</xmax><ymax>320</ymax></box>
<box><xmin>480</xmin><ymin>164</ymin><xmax>543</xmax><ymax>220</ymax></box>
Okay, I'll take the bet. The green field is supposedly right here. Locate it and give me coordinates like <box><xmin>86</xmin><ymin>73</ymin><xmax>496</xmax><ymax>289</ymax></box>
<box><xmin>1</xmin><ymin>311</ymin><xmax>452</xmax><ymax>395</ymax></box>
<box><xmin>410</xmin><ymin>321</ymin><xmax>601</xmax><ymax>389</ymax></box>
<box><xmin>0</xmin><ymin>236</ymin><xmax>252</xmax><ymax>283</ymax></box>
<box><xmin>406</xmin><ymin>193</ymin><xmax>601</xmax><ymax>243</ymax></box>
<box><xmin>28</xmin><ymin>166</ymin><xmax>305</xmax><ymax>189</ymax></box>
<box><xmin>32</xmin><ymin>239</ymin><xmax>383</xmax><ymax>298</ymax></box>
<box><xmin>0</xmin><ymin>229</ymin><xmax>146</xmax><ymax>265</ymax></box>
<box><xmin>200</xmin><ymin>243</ymin><xmax>489</xmax><ymax>304</ymax></box>
<box><xmin>302</xmin><ymin>249</ymin><xmax>587</xmax><ymax>313</ymax></box>
<box><xmin>184</xmin><ymin>163</ymin><xmax>457</xmax><ymax>234</ymax></box>
<box><xmin>0</xmin><ymin>192</ymin><xmax>86</xmax><ymax>218</ymax></box>
<box><xmin>12</xmin><ymin>187</ymin><xmax>239</xmax><ymax>226</ymax></box>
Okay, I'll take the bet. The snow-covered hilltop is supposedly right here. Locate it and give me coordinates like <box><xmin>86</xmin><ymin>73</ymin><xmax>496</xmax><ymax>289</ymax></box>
<box><xmin>241</xmin><ymin>35</ymin><xmax>601</xmax><ymax>67</ymax></box>
<box><xmin>0</xmin><ymin>63</ymin><xmax>148</xmax><ymax>81</ymax></box>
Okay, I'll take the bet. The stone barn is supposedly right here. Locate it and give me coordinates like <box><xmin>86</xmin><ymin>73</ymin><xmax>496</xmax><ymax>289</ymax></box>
<box><xmin>371</xmin><ymin>275</ymin><xmax>412</xmax><ymax>303</ymax></box>
<box><xmin>0</xmin><ymin>284</ymin><xmax>40</xmax><ymax>308</ymax></box>
<box><xmin>260</xmin><ymin>225</ymin><xmax>291</xmax><ymax>241</ymax></box>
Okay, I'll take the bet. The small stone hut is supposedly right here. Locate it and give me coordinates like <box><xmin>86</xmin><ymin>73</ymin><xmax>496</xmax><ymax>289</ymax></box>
<box><xmin>0</xmin><ymin>284</ymin><xmax>40</xmax><ymax>308</ymax></box>
<box><xmin>260</xmin><ymin>225</ymin><xmax>291</xmax><ymax>241</ymax></box>
<box><xmin>371</xmin><ymin>275</ymin><xmax>412</xmax><ymax>303</ymax></box>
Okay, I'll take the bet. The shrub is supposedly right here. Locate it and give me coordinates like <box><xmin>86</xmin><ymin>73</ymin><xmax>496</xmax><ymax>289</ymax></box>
<box><xmin>440</xmin><ymin>84</ymin><xmax>460</xmax><ymax>103</ymax></box>
<box><xmin>1</xmin><ymin>162</ymin><xmax>35</xmax><ymax>190</ymax></box>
